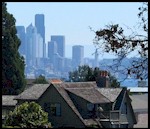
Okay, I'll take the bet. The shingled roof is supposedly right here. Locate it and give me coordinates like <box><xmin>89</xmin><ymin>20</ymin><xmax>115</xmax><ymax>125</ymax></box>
<box><xmin>15</xmin><ymin>84</ymin><xmax>49</xmax><ymax>100</ymax></box>
<box><xmin>2</xmin><ymin>95</ymin><xmax>17</xmax><ymax>106</ymax></box>
<box><xmin>97</xmin><ymin>88</ymin><xmax>122</xmax><ymax>102</ymax></box>
<box><xmin>61</xmin><ymin>82</ymin><xmax>97</xmax><ymax>89</ymax></box>
<box><xmin>66</xmin><ymin>88</ymin><xmax>110</xmax><ymax>103</ymax></box>
<box><xmin>12</xmin><ymin>82</ymin><xmax>124</xmax><ymax>127</ymax></box>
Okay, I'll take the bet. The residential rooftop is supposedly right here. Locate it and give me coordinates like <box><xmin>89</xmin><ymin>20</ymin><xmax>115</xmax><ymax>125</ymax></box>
<box><xmin>2</xmin><ymin>95</ymin><xmax>17</xmax><ymax>106</ymax></box>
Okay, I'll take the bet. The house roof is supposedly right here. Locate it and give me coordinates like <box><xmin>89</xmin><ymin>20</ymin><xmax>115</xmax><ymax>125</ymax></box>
<box><xmin>15</xmin><ymin>84</ymin><xmax>49</xmax><ymax>100</ymax></box>
<box><xmin>61</xmin><ymin>82</ymin><xmax>97</xmax><ymax>89</ymax></box>
<box><xmin>127</xmin><ymin>87</ymin><xmax>148</xmax><ymax>93</ymax></box>
<box><xmin>53</xmin><ymin>83</ymin><xmax>85</xmax><ymax>125</ymax></box>
<box><xmin>66</xmin><ymin>88</ymin><xmax>110</xmax><ymax>104</ymax></box>
<box><xmin>12</xmin><ymin>82</ymin><xmax>127</xmax><ymax>127</ymax></box>
<box><xmin>130</xmin><ymin>94</ymin><xmax>148</xmax><ymax>111</ymax></box>
<box><xmin>52</xmin><ymin>83</ymin><xmax>106</xmax><ymax>126</ymax></box>
<box><xmin>2</xmin><ymin>95</ymin><xmax>17</xmax><ymax>106</ymax></box>
<box><xmin>97</xmin><ymin>88</ymin><xmax>122</xmax><ymax>102</ymax></box>
<box><xmin>14</xmin><ymin>82</ymin><xmax>122</xmax><ymax>103</ymax></box>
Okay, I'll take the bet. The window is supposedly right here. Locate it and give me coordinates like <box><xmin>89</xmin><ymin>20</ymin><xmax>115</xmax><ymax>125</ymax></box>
<box><xmin>50</xmin><ymin>103</ymin><xmax>61</xmax><ymax>116</ymax></box>
<box><xmin>87</xmin><ymin>103</ymin><xmax>94</xmax><ymax>111</ymax></box>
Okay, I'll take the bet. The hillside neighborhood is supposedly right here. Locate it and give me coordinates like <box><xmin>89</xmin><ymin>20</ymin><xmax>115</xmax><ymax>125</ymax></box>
<box><xmin>2</xmin><ymin>2</ymin><xmax>148</xmax><ymax>128</ymax></box>
<box><xmin>3</xmin><ymin>72</ymin><xmax>145</xmax><ymax>128</ymax></box>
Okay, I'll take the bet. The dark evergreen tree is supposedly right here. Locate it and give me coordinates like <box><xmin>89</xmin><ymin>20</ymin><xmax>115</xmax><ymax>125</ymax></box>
<box><xmin>2</xmin><ymin>2</ymin><xmax>26</xmax><ymax>95</ymax></box>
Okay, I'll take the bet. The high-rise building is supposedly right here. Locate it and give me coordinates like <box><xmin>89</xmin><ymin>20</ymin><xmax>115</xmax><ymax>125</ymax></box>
<box><xmin>37</xmin><ymin>34</ymin><xmax>43</xmax><ymax>58</ymax></box>
<box><xmin>26</xmin><ymin>23</ymin><xmax>44</xmax><ymax>67</ymax></box>
<box><xmin>48</xmin><ymin>41</ymin><xmax>57</xmax><ymax>64</ymax></box>
<box><xmin>35</xmin><ymin>14</ymin><xmax>45</xmax><ymax>57</ymax></box>
<box><xmin>51</xmin><ymin>35</ymin><xmax>65</xmax><ymax>58</ymax></box>
<box><xmin>16</xmin><ymin>26</ymin><xmax>26</xmax><ymax>56</ymax></box>
<box><xmin>72</xmin><ymin>45</ymin><xmax>84</xmax><ymax>69</ymax></box>
<box><xmin>26</xmin><ymin>23</ymin><xmax>34</xmax><ymax>66</ymax></box>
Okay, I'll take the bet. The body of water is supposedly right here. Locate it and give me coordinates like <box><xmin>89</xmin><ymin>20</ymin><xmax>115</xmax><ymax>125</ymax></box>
<box><xmin>119</xmin><ymin>78</ymin><xmax>148</xmax><ymax>87</ymax></box>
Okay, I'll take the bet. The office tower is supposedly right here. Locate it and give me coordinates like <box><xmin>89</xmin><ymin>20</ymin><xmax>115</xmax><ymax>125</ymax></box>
<box><xmin>48</xmin><ymin>41</ymin><xmax>57</xmax><ymax>64</ymax></box>
<box><xmin>35</xmin><ymin>33</ymin><xmax>44</xmax><ymax>68</ymax></box>
<box><xmin>26</xmin><ymin>23</ymin><xmax>34</xmax><ymax>66</ymax></box>
<box><xmin>51</xmin><ymin>35</ymin><xmax>65</xmax><ymax>58</ymax></box>
<box><xmin>16</xmin><ymin>26</ymin><xmax>26</xmax><ymax>56</ymax></box>
<box><xmin>72</xmin><ymin>45</ymin><xmax>84</xmax><ymax>69</ymax></box>
<box><xmin>35</xmin><ymin>14</ymin><xmax>45</xmax><ymax>57</ymax></box>
<box><xmin>37</xmin><ymin>34</ymin><xmax>43</xmax><ymax>58</ymax></box>
<box><xmin>26</xmin><ymin>23</ymin><xmax>44</xmax><ymax>66</ymax></box>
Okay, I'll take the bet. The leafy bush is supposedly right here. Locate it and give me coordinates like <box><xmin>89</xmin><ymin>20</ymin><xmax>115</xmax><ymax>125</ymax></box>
<box><xmin>5</xmin><ymin>102</ymin><xmax>51</xmax><ymax>128</ymax></box>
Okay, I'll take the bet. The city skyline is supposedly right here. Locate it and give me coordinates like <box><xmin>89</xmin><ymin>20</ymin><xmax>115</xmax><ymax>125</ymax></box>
<box><xmin>7</xmin><ymin>2</ymin><xmax>142</xmax><ymax>58</ymax></box>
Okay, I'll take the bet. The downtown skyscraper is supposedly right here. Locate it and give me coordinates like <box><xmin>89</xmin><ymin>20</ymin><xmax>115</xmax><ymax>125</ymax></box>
<box><xmin>51</xmin><ymin>35</ymin><xmax>65</xmax><ymax>58</ymax></box>
<box><xmin>48</xmin><ymin>41</ymin><xmax>57</xmax><ymax>64</ymax></box>
<box><xmin>72</xmin><ymin>45</ymin><xmax>84</xmax><ymax>69</ymax></box>
<box><xmin>35</xmin><ymin>14</ymin><xmax>46</xmax><ymax>57</ymax></box>
<box><xmin>26</xmin><ymin>23</ymin><xmax>43</xmax><ymax>67</ymax></box>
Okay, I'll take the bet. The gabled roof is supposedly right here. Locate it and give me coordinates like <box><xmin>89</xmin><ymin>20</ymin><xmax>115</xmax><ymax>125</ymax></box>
<box><xmin>12</xmin><ymin>82</ymin><xmax>126</xmax><ymax>127</ymax></box>
<box><xmin>15</xmin><ymin>84</ymin><xmax>49</xmax><ymax>100</ymax></box>
<box><xmin>97</xmin><ymin>88</ymin><xmax>122</xmax><ymax>102</ymax></box>
<box><xmin>52</xmin><ymin>83</ymin><xmax>85</xmax><ymax>125</ymax></box>
<box><xmin>2</xmin><ymin>95</ymin><xmax>17</xmax><ymax>106</ymax></box>
<box><xmin>66</xmin><ymin>88</ymin><xmax>110</xmax><ymax>104</ymax></box>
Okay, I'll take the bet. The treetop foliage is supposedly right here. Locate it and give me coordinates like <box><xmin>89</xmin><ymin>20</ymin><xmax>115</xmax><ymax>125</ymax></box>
<box><xmin>69</xmin><ymin>65</ymin><xmax>120</xmax><ymax>88</ymax></box>
<box><xmin>92</xmin><ymin>2</ymin><xmax>148</xmax><ymax>80</ymax></box>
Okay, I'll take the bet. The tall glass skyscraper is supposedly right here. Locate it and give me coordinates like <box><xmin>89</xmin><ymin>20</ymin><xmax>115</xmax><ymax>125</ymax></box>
<box><xmin>72</xmin><ymin>45</ymin><xmax>84</xmax><ymax>69</ymax></box>
<box><xmin>26</xmin><ymin>23</ymin><xmax>43</xmax><ymax>67</ymax></box>
<box><xmin>48</xmin><ymin>41</ymin><xmax>57</xmax><ymax>64</ymax></box>
<box><xmin>35</xmin><ymin>14</ymin><xmax>45</xmax><ymax>57</ymax></box>
<box><xmin>51</xmin><ymin>35</ymin><xmax>65</xmax><ymax>58</ymax></box>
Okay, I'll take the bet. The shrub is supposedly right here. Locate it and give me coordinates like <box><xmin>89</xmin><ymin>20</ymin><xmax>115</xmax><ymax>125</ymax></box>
<box><xmin>5</xmin><ymin>102</ymin><xmax>51</xmax><ymax>128</ymax></box>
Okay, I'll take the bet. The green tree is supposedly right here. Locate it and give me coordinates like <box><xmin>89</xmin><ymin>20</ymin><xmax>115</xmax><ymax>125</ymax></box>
<box><xmin>33</xmin><ymin>75</ymin><xmax>49</xmax><ymax>84</ymax></box>
<box><xmin>5</xmin><ymin>102</ymin><xmax>52</xmax><ymax>128</ymax></box>
<box><xmin>2</xmin><ymin>2</ymin><xmax>26</xmax><ymax>95</ymax></box>
<box><xmin>91</xmin><ymin>2</ymin><xmax>148</xmax><ymax>80</ymax></box>
<box><xmin>69</xmin><ymin>65</ymin><xmax>120</xmax><ymax>87</ymax></box>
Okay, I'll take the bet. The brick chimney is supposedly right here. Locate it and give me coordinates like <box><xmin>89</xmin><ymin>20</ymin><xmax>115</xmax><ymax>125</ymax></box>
<box><xmin>96</xmin><ymin>71</ymin><xmax>110</xmax><ymax>88</ymax></box>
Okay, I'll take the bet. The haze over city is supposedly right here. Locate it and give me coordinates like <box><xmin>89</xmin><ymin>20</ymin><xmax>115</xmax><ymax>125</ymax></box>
<box><xmin>7</xmin><ymin>2</ymin><xmax>142</xmax><ymax>59</ymax></box>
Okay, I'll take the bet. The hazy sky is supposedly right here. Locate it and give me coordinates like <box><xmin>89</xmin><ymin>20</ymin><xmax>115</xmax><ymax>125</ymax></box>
<box><xmin>7</xmin><ymin>2</ymin><xmax>142</xmax><ymax>58</ymax></box>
